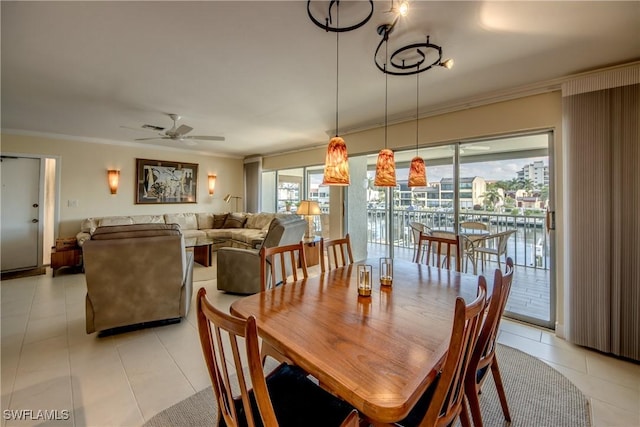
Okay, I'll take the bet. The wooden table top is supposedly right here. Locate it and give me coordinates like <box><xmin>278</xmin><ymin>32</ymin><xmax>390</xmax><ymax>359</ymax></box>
<box><xmin>230</xmin><ymin>258</ymin><xmax>482</xmax><ymax>424</ymax></box>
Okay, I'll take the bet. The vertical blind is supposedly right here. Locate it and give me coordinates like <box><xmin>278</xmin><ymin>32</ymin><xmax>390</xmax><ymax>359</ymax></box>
<box><xmin>563</xmin><ymin>64</ymin><xmax>639</xmax><ymax>361</ymax></box>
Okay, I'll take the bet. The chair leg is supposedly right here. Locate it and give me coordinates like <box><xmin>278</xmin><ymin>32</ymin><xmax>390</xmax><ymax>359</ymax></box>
<box><xmin>465</xmin><ymin>380</ymin><xmax>484</xmax><ymax>427</ymax></box>
<box><xmin>490</xmin><ymin>356</ymin><xmax>512</xmax><ymax>422</ymax></box>
<box><xmin>459</xmin><ymin>395</ymin><xmax>473</xmax><ymax>427</ymax></box>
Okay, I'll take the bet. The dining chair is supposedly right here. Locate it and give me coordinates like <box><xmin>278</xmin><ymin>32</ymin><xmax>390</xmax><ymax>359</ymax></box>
<box><xmin>260</xmin><ymin>242</ymin><xmax>308</xmax><ymax>292</ymax></box>
<box><xmin>409</xmin><ymin>222</ymin><xmax>432</xmax><ymax>263</ymax></box>
<box><xmin>397</xmin><ymin>279</ymin><xmax>487</xmax><ymax>427</ymax></box>
<box><xmin>464</xmin><ymin>257</ymin><xmax>514</xmax><ymax>427</ymax></box>
<box><xmin>196</xmin><ymin>287</ymin><xmax>359</xmax><ymax>427</ymax></box>
<box><xmin>417</xmin><ymin>232</ymin><xmax>462</xmax><ymax>272</ymax></box>
<box><xmin>320</xmin><ymin>233</ymin><xmax>354</xmax><ymax>273</ymax></box>
<box><xmin>472</xmin><ymin>230</ymin><xmax>516</xmax><ymax>271</ymax></box>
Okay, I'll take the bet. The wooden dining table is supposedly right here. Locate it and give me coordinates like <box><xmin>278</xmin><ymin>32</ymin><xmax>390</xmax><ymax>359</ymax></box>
<box><xmin>230</xmin><ymin>258</ymin><xmax>483</xmax><ymax>425</ymax></box>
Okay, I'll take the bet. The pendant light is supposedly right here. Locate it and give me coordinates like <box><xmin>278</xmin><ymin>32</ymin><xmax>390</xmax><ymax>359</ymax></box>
<box><xmin>374</xmin><ymin>42</ymin><xmax>397</xmax><ymax>187</ymax></box>
<box><xmin>322</xmin><ymin>2</ymin><xmax>350</xmax><ymax>186</ymax></box>
<box><xmin>408</xmin><ymin>66</ymin><xmax>427</xmax><ymax>187</ymax></box>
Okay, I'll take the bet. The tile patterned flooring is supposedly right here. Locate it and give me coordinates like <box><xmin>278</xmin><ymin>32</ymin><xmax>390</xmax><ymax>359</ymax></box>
<box><xmin>1</xmin><ymin>259</ymin><xmax>638</xmax><ymax>427</ymax></box>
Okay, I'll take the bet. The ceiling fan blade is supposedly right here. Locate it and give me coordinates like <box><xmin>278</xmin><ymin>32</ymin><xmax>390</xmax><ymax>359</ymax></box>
<box><xmin>174</xmin><ymin>124</ymin><xmax>193</xmax><ymax>136</ymax></box>
<box><xmin>185</xmin><ymin>135</ymin><xmax>226</xmax><ymax>141</ymax></box>
<box><xmin>135</xmin><ymin>136</ymin><xmax>170</xmax><ymax>141</ymax></box>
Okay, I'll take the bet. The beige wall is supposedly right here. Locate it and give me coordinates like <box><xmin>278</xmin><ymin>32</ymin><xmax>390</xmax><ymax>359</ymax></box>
<box><xmin>262</xmin><ymin>91</ymin><xmax>565</xmax><ymax>330</ymax></box>
<box><xmin>1</xmin><ymin>134</ymin><xmax>244</xmax><ymax>237</ymax></box>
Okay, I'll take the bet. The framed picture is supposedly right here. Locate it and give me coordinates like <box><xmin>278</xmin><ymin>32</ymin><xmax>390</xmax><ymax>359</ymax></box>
<box><xmin>135</xmin><ymin>158</ymin><xmax>198</xmax><ymax>204</ymax></box>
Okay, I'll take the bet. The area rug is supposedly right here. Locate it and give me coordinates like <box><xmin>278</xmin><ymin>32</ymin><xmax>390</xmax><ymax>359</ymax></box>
<box><xmin>143</xmin><ymin>344</ymin><xmax>590</xmax><ymax>427</ymax></box>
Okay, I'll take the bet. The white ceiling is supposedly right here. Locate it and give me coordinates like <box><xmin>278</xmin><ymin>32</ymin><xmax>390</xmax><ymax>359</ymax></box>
<box><xmin>2</xmin><ymin>1</ymin><xmax>639</xmax><ymax>158</ymax></box>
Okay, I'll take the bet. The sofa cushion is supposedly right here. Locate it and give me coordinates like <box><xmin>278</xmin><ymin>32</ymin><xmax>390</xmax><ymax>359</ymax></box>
<box><xmin>230</xmin><ymin>228</ymin><xmax>266</xmax><ymax>245</ymax></box>
<box><xmin>213</xmin><ymin>213</ymin><xmax>228</xmax><ymax>229</ymax></box>
<box><xmin>197</xmin><ymin>213</ymin><xmax>214</xmax><ymax>229</ymax></box>
<box><xmin>91</xmin><ymin>223</ymin><xmax>181</xmax><ymax>240</ymax></box>
<box><xmin>245</xmin><ymin>212</ymin><xmax>275</xmax><ymax>230</ymax></box>
<box><xmin>131</xmin><ymin>215</ymin><xmax>165</xmax><ymax>224</ymax></box>
<box><xmin>223</xmin><ymin>213</ymin><xmax>248</xmax><ymax>229</ymax></box>
<box><xmin>99</xmin><ymin>216</ymin><xmax>134</xmax><ymax>227</ymax></box>
<box><xmin>165</xmin><ymin>213</ymin><xmax>198</xmax><ymax>230</ymax></box>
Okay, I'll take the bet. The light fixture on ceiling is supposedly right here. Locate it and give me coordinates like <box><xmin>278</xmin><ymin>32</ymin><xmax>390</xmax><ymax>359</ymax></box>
<box><xmin>390</xmin><ymin>0</ymin><xmax>409</xmax><ymax>17</ymax></box>
<box><xmin>321</xmin><ymin>1</ymin><xmax>350</xmax><ymax>186</ymax></box>
<box><xmin>374</xmin><ymin>41</ymin><xmax>397</xmax><ymax>187</ymax></box>
<box><xmin>297</xmin><ymin>200</ymin><xmax>321</xmax><ymax>239</ymax></box>
<box><xmin>107</xmin><ymin>169</ymin><xmax>120</xmax><ymax>195</ymax></box>
<box><xmin>408</xmin><ymin>67</ymin><xmax>427</xmax><ymax>187</ymax></box>
<box><xmin>307</xmin><ymin>0</ymin><xmax>373</xmax><ymax>32</ymax></box>
<box><xmin>374</xmin><ymin>19</ymin><xmax>453</xmax><ymax>76</ymax></box>
<box><xmin>208</xmin><ymin>174</ymin><xmax>217</xmax><ymax>196</ymax></box>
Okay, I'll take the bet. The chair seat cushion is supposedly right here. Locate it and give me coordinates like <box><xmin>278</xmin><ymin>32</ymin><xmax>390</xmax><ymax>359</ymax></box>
<box><xmin>397</xmin><ymin>373</ymin><xmax>440</xmax><ymax>427</ymax></box>
<box><xmin>226</xmin><ymin>364</ymin><xmax>355</xmax><ymax>427</ymax></box>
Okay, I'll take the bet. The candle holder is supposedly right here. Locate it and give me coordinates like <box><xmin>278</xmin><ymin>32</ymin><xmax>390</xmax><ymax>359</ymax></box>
<box><xmin>379</xmin><ymin>257</ymin><xmax>393</xmax><ymax>287</ymax></box>
<box><xmin>357</xmin><ymin>264</ymin><xmax>373</xmax><ymax>297</ymax></box>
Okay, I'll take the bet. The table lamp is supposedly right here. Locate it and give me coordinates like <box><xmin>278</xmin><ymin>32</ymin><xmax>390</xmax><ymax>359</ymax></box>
<box><xmin>297</xmin><ymin>200</ymin><xmax>321</xmax><ymax>239</ymax></box>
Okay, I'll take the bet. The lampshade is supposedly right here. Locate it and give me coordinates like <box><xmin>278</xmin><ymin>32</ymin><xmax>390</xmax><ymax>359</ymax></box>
<box><xmin>107</xmin><ymin>170</ymin><xmax>120</xmax><ymax>194</ymax></box>
<box><xmin>297</xmin><ymin>200</ymin><xmax>321</xmax><ymax>216</ymax></box>
<box><xmin>208</xmin><ymin>174</ymin><xmax>217</xmax><ymax>196</ymax></box>
<box><xmin>374</xmin><ymin>148</ymin><xmax>397</xmax><ymax>187</ymax></box>
<box><xmin>322</xmin><ymin>136</ymin><xmax>350</xmax><ymax>185</ymax></box>
<box><xmin>408</xmin><ymin>156</ymin><xmax>427</xmax><ymax>187</ymax></box>
<box><xmin>223</xmin><ymin>194</ymin><xmax>232</xmax><ymax>203</ymax></box>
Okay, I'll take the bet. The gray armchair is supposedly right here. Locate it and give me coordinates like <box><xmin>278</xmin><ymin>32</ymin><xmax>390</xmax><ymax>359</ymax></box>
<box><xmin>217</xmin><ymin>216</ymin><xmax>307</xmax><ymax>294</ymax></box>
<box><xmin>82</xmin><ymin>223</ymin><xmax>194</xmax><ymax>334</ymax></box>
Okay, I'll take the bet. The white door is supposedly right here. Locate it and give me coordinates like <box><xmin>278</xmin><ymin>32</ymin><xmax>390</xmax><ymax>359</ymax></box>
<box><xmin>1</xmin><ymin>156</ymin><xmax>41</xmax><ymax>271</ymax></box>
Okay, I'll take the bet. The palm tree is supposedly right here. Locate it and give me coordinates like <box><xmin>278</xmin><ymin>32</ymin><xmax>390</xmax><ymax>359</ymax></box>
<box><xmin>481</xmin><ymin>187</ymin><xmax>503</xmax><ymax>210</ymax></box>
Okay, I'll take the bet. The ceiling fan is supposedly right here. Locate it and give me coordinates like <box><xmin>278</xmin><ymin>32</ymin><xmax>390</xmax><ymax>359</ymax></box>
<box><xmin>134</xmin><ymin>113</ymin><xmax>225</xmax><ymax>145</ymax></box>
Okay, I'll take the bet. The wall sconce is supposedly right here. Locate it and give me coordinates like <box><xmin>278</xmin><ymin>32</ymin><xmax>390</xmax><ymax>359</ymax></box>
<box><xmin>107</xmin><ymin>169</ymin><xmax>120</xmax><ymax>195</ymax></box>
<box><xmin>208</xmin><ymin>174</ymin><xmax>217</xmax><ymax>196</ymax></box>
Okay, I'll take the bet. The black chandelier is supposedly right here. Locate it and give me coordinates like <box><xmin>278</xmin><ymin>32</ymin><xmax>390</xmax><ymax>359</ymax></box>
<box><xmin>374</xmin><ymin>17</ymin><xmax>453</xmax><ymax>76</ymax></box>
<box><xmin>307</xmin><ymin>0</ymin><xmax>374</xmax><ymax>32</ymax></box>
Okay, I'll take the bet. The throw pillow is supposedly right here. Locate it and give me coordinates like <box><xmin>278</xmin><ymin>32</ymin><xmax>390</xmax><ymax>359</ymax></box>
<box><xmin>213</xmin><ymin>213</ymin><xmax>228</xmax><ymax>229</ymax></box>
<box><xmin>197</xmin><ymin>213</ymin><xmax>214</xmax><ymax>229</ymax></box>
<box><xmin>222</xmin><ymin>213</ymin><xmax>247</xmax><ymax>229</ymax></box>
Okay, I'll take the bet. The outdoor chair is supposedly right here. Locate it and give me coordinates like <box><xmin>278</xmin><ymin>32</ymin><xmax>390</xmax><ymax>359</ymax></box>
<box><xmin>409</xmin><ymin>222</ymin><xmax>432</xmax><ymax>263</ymax></box>
<box><xmin>472</xmin><ymin>230</ymin><xmax>516</xmax><ymax>271</ymax></box>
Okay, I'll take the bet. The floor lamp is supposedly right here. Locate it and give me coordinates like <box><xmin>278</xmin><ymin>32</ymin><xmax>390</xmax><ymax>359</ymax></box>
<box><xmin>223</xmin><ymin>194</ymin><xmax>242</xmax><ymax>212</ymax></box>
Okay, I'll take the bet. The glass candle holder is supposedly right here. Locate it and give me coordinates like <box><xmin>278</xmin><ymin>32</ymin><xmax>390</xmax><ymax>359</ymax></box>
<box><xmin>379</xmin><ymin>257</ymin><xmax>393</xmax><ymax>287</ymax></box>
<box><xmin>357</xmin><ymin>264</ymin><xmax>372</xmax><ymax>297</ymax></box>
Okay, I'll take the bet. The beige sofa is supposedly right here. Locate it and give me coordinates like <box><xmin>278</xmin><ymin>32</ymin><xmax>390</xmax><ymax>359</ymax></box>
<box><xmin>82</xmin><ymin>223</ymin><xmax>194</xmax><ymax>335</ymax></box>
<box><xmin>76</xmin><ymin>212</ymin><xmax>293</xmax><ymax>250</ymax></box>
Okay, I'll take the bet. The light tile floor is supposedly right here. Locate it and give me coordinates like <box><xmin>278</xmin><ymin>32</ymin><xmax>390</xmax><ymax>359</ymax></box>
<box><xmin>1</xmin><ymin>261</ymin><xmax>638</xmax><ymax>427</ymax></box>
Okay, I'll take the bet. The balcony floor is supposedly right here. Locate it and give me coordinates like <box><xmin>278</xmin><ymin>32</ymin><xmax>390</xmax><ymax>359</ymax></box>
<box><xmin>367</xmin><ymin>243</ymin><xmax>553</xmax><ymax>326</ymax></box>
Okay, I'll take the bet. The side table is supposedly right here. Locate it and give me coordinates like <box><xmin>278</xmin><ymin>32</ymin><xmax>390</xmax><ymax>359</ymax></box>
<box><xmin>302</xmin><ymin>237</ymin><xmax>321</xmax><ymax>267</ymax></box>
<box><xmin>51</xmin><ymin>247</ymin><xmax>83</xmax><ymax>277</ymax></box>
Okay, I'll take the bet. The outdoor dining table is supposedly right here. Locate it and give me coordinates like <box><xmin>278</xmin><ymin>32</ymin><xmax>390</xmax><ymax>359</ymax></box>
<box><xmin>230</xmin><ymin>258</ymin><xmax>484</xmax><ymax>425</ymax></box>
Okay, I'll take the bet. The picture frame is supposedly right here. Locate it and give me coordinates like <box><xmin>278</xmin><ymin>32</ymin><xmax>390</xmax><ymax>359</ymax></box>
<box><xmin>135</xmin><ymin>158</ymin><xmax>198</xmax><ymax>204</ymax></box>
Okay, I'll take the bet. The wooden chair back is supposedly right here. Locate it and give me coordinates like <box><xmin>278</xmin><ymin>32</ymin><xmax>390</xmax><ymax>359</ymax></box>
<box><xmin>320</xmin><ymin>233</ymin><xmax>354</xmax><ymax>273</ymax></box>
<box><xmin>465</xmin><ymin>257</ymin><xmax>514</xmax><ymax>427</ymax></box>
<box><xmin>417</xmin><ymin>232</ymin><xmax>462</xmax><ymax>272</ymax></box>
<box><xmin>418</xmin><ymin>279</ymin><xmax>487</xmax><ymax>426</ymax></box>
<box><xmin>259</xmin><ymin>242</ymin><xmax>308</xmax><ymax>292</ymax></box>
<box><xmin>196</xmin><ymin>287</ymin><xmax>263</xmax><ymax>427</ymax></box>
<box><xmin>196</xmin><ymin>287</ymin><xmax>360</xmax><ymax>427</ymax></box>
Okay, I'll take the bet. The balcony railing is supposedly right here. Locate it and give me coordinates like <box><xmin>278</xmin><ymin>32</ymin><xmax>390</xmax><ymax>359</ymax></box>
<box><xmin>367</xmin><ymin>208</ymin><xmax>549</xmax><ymax>270</ymax></box>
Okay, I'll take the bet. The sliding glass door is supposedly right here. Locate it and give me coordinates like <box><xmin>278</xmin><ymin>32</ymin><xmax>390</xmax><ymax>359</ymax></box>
<box><xmin>355</xmin><ymin>132</ymin><xmax>555</xmax><ymax>328</ymax></box>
